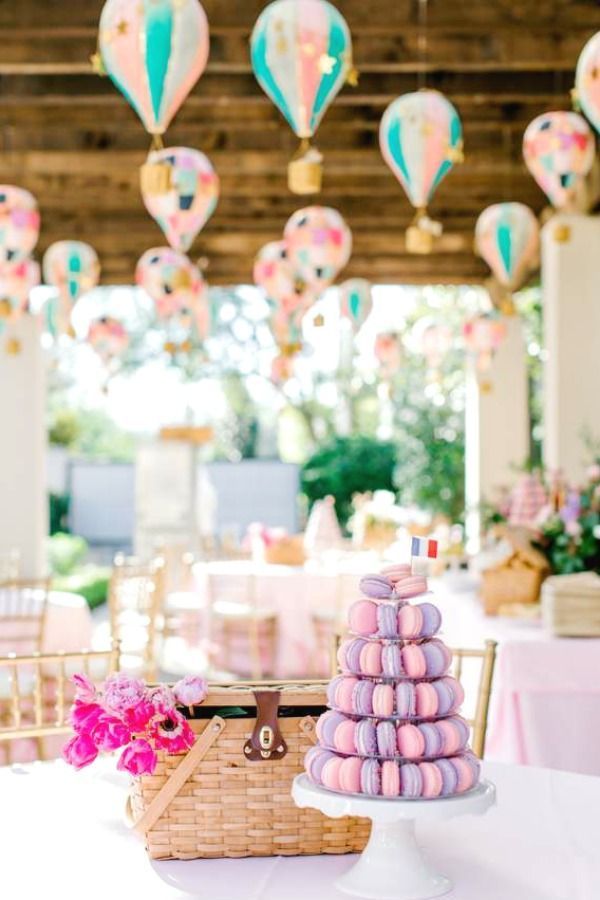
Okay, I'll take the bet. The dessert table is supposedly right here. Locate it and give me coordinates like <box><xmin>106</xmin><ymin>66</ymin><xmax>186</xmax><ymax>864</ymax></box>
<box><xmin>1</xmin><ymin>758</ymin><xmax>598</xmax><ymax>899</ymax></box>
<box><xmin>43</xmin><ymin>589</ymin><xmax>94</xmax><ymax>654</ymax></box>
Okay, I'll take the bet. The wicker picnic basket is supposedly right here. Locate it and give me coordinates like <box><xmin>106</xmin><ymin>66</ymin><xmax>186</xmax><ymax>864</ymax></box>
<box><xmin>129</xmin><ymin>681</ymin><xmax>370</xmax><ymax>860</ymax></box>
<box><xmin>542</xmin><ymin>572</ymin><xmax>600</xmax><ymax>636</ymax></box>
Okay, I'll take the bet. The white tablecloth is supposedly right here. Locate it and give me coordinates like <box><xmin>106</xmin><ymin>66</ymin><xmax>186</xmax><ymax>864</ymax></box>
<box><xmin>2</xmin><ymin>758</ymin><xmax>599</xmax><ymax>899</ymax></box>
<box><xmin>43</xmin><ymin>590</ymin><xmax>94</xmax><ymax>654</ymax></box>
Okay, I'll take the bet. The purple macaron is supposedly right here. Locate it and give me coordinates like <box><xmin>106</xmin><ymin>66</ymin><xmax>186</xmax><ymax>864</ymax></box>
<box><xmin>418</xmin><ymin>602</ymin><xmax>442</xmax><ymax>638</ymax></box>
<box><xmin>360</xmin><ymin>758</ymin><xmax>381</xmax><ymax>795</ymax></box>
<box><xmin>451</xmin><ymin>716</ymin><xmax>471</xmax><ymax>746</ymax></box>
<box><xmin>359</xmin><ymin>574</ymin><xmax>393</xmax><ymax>600</ymax></box>
<box><xmin>376</xmin><ymin>721</ymin><xmax>397</xmax><ymax>758</ymax></box>
<box><xmin>400</xmin><ymin>762</ymin><xmax>423</xmax><ymax>798</ymax></box>
<box><xmin>421</xmin><ymin>641</ymin><xmax>449</xmax><ymax>677</ymax></box>
<box><xmin>327</xmin><ymin>675</ymin><xmax>344</xmax><ymax>707</ymax></box>
<box><xmin>345</xmin><ymin>638</ymin><xmax>367</xmax><ymax>673</ymax></box>
<box><xmin>382</xmin><ymin>644</ymin><xmax>403</xmax><ymax>678</ymax></box>
<box><xmin>419</xmin><ymin>722</ymin><xmax>443</xmax><ymax>757</ymax></box>
<box><xmin>432</xmin><ymin>679</ymin><xmax>455</xmax><ymax>716</ymax></box>
<box><xmin>376</xmin><ymin>602</ymin><xmax>399</xmax><ymax>638</ymax></box>
<box><xmin>352</xmin><ymin>680</ymin><xmax>375</xmax><ymax>716</ymax></box>
<box><xmin>435</xmin><ymin>758</ymin><xmax>458</xmax><ymax>796</ymax></box>
<box><xmin>317</xmin><ymin>710</ymin><xmax>347</xmax><ymax>747</ymax></box>
<box><xmin>305</xmin><ymin>747</ymin><xmax>336</xmax><ymax>785</ymax></box>
<box><xmin>395</xmin><ymin>682</ymin><xmax>416</xmax><ymax>718</ymax></box>
<box><xmin>355</xmin><ymin>719</ymin><xmax>377</xmax><ymax>756</ymax></box>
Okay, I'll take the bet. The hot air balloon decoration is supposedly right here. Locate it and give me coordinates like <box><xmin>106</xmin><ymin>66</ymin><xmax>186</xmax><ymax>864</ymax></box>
<box><xmin>0</xmin><ymin>187</ymin><xmax>41</xmax><ymax>263</ymax></box>
<box><xmin>43</xmin><ymin>241</ymin><xmax>101</xmax><ymax>338</ymax></box>
<box><xmin>271</xmin><ymin>351</ymin><xmax>295</xmax><ymax>385</ymax></box>
<box><xmin>251</xmin><ymin>0</ymin><xmax>355</xmax><ymax>194</ymax></box>
<box><xmin>339</xmin><ymin>278</ymin><xmax>372</xmax><ymax>333</ymax></box>
<box><xmin>374</xmin><ymin>332</ymin><xmax>403</xmax><ymax>380</ymax></box>
<box><xmin>463</xmin><ymin>313</ymin><xmax>506</xmax><ymax>388</ymax></box>
<box><xmin>575</xmin><ymin>31</ymin><xmax>600</xmax><ymax>136</ymax></box>
<box><xmin>96</xmin><ymin>0</ymin><xmax>209</xmax><ymax>142</ymax></box>
<box><xmin>420</xmin><ymin>322</ymin><xmax>452</xmax><ymax>379</ymax></box>
<box><xmin>380</xmin><ymin>89</ymin><xmax>463</xmax><ymax>254</ymax></box>
<box><xmin>475</xmin><ymin>203</ymin><xmax>539</xmax><ymax>312</ymax></box>
<box><xmin>0</xmin><ymin>258</ymin><xmax>40</xmax><ymax>354</ymax></box>
<box><xmin>284</xmin><ymin>205</ymin><xmax>352</xmax><ymax>294</ymax></box>
<box><xmin>523</xmin><ymin>112</ymin><xmax>595</xmax><ymax>211</ymax></box>
<box><xmin>253</xmin><ymin>240</ymin><xmax>311</xmax><ymax>316</ymax></box>
<box><xmin>87</xmin><ymin>316</ymin><xmax>129</xmax><ymax>364</ymax></box>
<box><xmin>140</xmin><ymin>147</ymin><xmax>219</xmax><ymax>252</ymax></box>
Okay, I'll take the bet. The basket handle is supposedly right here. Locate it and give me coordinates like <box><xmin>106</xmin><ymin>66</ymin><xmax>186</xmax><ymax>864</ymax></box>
<box><xmin>299</xmin><ymin>715</ymin><xmax>318</xmax><ymax>745</ymax></box>
<box><xmin>130</xmin><ymin>714</ymin><xmax>227</xmax><ymax>836</ymax></box>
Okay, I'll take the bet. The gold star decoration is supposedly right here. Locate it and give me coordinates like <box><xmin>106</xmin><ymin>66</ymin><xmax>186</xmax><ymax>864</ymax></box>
<box><xmin>5</xmin><ymin>338</ymin><xmax>21</xmax><ymax>355</ymax></box>
<box><xmin>90</xmin><ymin>52</ymin><xmax>106</xmax><ymax>75</ymax></box>
<box><xmin>346</xmin><ymin>66</ymin><xmax>359</xmax><ymax>87</ymax></box>
<box><xmin>276</xmin><ymin>36</ymin><xmax>288</xmax><ymax>54</ymax></box>
<box><xmin>116</xmin><ymin>19</ymin><xmax>129</xmax><ymax>36</ymax></box>
<box><xmin>318</xmin><ymin>54</ymin><xmax>336</xmax><ymax>75</ymax></box>
<box><xmin>313</xmin><ymin>313</ymin><xmax>325</xmax><ymax>327</ymax></box>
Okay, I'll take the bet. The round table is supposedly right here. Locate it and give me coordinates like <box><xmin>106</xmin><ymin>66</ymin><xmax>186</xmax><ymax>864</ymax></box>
<box><xmin>2</xmin><ymin>759</ymin><xmax>598</xmax><ymax>899</ymax></box>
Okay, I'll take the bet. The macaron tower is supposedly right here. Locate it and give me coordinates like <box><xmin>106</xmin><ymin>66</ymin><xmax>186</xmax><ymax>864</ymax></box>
<box><xmin>305</xmin><ymin>563</ymin><xmax>481</xmax><ymax>799</ymax></box>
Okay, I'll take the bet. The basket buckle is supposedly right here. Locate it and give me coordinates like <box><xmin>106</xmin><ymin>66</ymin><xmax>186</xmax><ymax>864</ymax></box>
<box><xmin>259</xmin><ymin>725</ymin><xmax>274</xmax><ymax>752</ymax></box>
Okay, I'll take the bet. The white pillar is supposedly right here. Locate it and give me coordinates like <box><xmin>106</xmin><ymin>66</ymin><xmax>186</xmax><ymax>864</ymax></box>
<box><xmin>465</xmin><ymin>315</ymin><xmax>529</xmax><ymax>552</ymax></box>
<box><xmin>542</xmin><ymin>214</ymin><xmax>600</xmax><ymax>483</ymax></box>
<box><xmin>0</xmin><ymin>317</ymin><xmax>47</xmax><ymax>576</ymax></box>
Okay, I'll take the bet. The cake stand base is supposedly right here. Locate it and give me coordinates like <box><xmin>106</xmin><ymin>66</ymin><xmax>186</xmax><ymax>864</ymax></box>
<box><xmin>292</xmin><ymin>775</ymin><xmax>496</xmax><ymax>900</ymax></box>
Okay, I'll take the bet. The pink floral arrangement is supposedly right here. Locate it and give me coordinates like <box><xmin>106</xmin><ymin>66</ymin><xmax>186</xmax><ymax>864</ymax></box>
<box><xmin>62</xmin><ymin>673</ymin><xmax>208</xmax><ymax>776</ymax></box>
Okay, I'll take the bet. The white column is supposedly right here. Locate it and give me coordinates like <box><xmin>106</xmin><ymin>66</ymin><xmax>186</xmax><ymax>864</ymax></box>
<box><xmin>0</xmin><ymin>316</ymin><xmax>47</xmax><ymax>576</ymax></box>
<box><xmin>542</xmin><ymin>214</ymin><xmax>600</xmax><ymax>483</ymax></box>
<box><xmin>465</xmin><ymin>315</ymin><xmax>529</xmax><ymax>552</ymax></box>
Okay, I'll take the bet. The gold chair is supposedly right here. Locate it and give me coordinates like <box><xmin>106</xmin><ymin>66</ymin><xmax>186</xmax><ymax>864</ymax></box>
<box><xmin>0</xmin><ymin>578</ymin><xmax>50</xmax><ymax>654</ymax></box>
<box><xmin>156</xmin><ymin>544</ymin><xmax>203</xmax><ymax>646</ymax></box>
<box><xmin>331</xmin><ymin>634</ymin><xmax>497</xmax><ymax>759</ymax></box>
<box><xmin>108</xmin><ymin>555</ymin><xmax>164</xmax><ymax>679</ymax></box>
<box><xmin>0</xmin><ymin>644</ymin><xmax>120</xmax><ymax>763</ymax></box>
<box><xmin>311</xmin><ymin>572</ymin><xmax>358</xmax><ymax>677</ymax></box>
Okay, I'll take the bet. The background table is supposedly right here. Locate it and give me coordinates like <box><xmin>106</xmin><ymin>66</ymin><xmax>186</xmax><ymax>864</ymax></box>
<box><xmin>2</xmin><ymin>759</ymin><xmax>599</xmax><ymax>899</ymax></box>
<box><xmin>43</xmin><ymin>590</ymin><xmax>93</xmax><ymax>654</ymax></box>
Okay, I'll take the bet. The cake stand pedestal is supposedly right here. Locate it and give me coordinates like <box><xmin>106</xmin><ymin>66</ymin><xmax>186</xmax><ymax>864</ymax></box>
<box><xmin>292</xmin><ymin>775</ymin><xmax>495</xmax><ymax>900</ymax></box>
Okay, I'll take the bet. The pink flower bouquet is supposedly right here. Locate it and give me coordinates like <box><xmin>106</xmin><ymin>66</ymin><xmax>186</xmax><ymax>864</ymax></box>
<box><xmin>62</xmin><ymin>673</ymin><xmax>208</xmax><ymax>776</ymax></box>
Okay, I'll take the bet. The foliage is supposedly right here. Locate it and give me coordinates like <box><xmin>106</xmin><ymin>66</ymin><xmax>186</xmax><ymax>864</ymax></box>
<box><xmin>48</xmin><ymin>406</ymin><xmax>137</xmax><ymax>462</ymax></box>
<box><xmin>47</xmin><ymin>532</ymin><xmax>88</xmax><ymax>576</ymax></box>
<box><xmin>49</xmin><ymin>409</ymin><xmax>80</xmax><ymax>447</ymax></box>
<box><xmin>52</xmin><ymin>566</ymin><xmax>110</xmax><ymax>610</ymax></box>
<box><xmin>49</xmin><ymin>493</ymin><xmax>70</xmax><ymax>535</ymax></box>
<box><xmin>302</xmin><ymin>435</ymin><xmax>397</xmax><ymax>528</ymax></box>
<box><xmin>534</xmin><ymin>464</ymin><xmax>600</xmax><ymax>575</ymax></box>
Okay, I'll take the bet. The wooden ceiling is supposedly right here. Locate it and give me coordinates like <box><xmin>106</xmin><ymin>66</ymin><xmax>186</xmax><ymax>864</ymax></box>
<box><xmin>1</xmin><ymin>0</ymin><xmax>600</xmax><ymax>285</ymax></box>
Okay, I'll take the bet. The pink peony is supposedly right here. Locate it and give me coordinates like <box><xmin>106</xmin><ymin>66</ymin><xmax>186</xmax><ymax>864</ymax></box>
<box><xmin>62</xmin><ymin>733</ymin><xmax>99</xmax><ymax>769</ymax></box>
<box><xmin>117</xmin><ymin>739</ymin><xmax>157</xmax><ymax>776</ymax></box>
<box><xmin>149</xmin><ymin>710</ymin><xmax>195</xmax><ymax>754</ymax></box>
<box><xmin>103</xmin><ymin>673</ymin><xmax>148</xmax><ymax>715</ymax></box>
<box><xmin>70</xmin><ymin>701</ymin><xmax>104</xmax><ymax>735</ymax></box>
<box><xmin>566</xmin><ymin>520</ymin><xmax>582</xmax><ymax>538</ymax></box>
<box><xmin>72</xmin><ymin>673</ymin><xmax>97</xmax><ymax>703</ymax></box>
<box><xmin>91</xmin><ymin>714</ymin><xmax>132</xmax><ymax>751</ymax></box>
<box><xmin>587</xmin><ymin>464</ymin><xmax>600</xmax><ymax>482</ymax></box>
<box><xmin>173</xmin><ymin>675</ymin><xmax>208</xmax><ymax>707</ymax></box>
<box><xmin>122</xmin><ymin>698</ymin><xmax>156</xmax><ymax>733</ymax></box>
<box><xmin>149</xmin><ymin>684</ymin><xmax>177</xmax><ymax>716</ymax></box>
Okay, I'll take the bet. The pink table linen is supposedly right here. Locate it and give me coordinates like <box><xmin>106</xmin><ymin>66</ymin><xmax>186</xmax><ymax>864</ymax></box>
<box><xmin>2</xmin><ymin>759</ymin><xmax>600</xmax><ymax>899</ymax></box>
<box><xmin>43</xmin><ymin>590</ymin><xmax>94</xmax><ymax>654</ymax></box>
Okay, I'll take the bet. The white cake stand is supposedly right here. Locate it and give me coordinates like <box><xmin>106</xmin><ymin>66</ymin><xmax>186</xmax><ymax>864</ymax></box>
<box><xmin>292</xmin><ymin>775</ymin><xmax>495</xmax><ymax>900</ymax></box>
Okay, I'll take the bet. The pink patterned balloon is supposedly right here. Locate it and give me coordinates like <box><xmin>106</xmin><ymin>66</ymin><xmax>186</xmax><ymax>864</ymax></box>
<box><xmin>0</xmin><ymin>186</ymin><xmax>41</xmax><ymax>263</ymax></box>
<box><xmin>463</xmin><ymin>313</ymin><xmax>506</xmax><ymax>372</ymax></box>
<box><xmin>99</xmin><ymin>0</ymin><xmax>209</xmax><ymax>136</ymax></box>
<box><xmin>43</xmin><ymin>241</ymin><xmax>101</xmax><ymax>306</ymax></box>
<box><xmin>136</xmin><ymin>247</ymin><xmax>205</xmax><ymax>322</ymax></box>
<box><xmin>0</xmin><ymin>258</ymin><xmax>40</xmax><ymax>322</ymax></box>
<box><xmin>284</xmin><ymin>206</ymin><xmax>352</xmax><ymax>292</ymax></box>
<box><xmin>523</xmin><ymin>112</ymin><xmax>594</xmax><ymax>209</ymax></box>
<box><xmin>141</xmin><ymin>147</ymin><xmax>219</xmax><ymax>252</ymax></box>
<box><xmin>475</xmin><ymin>203</ymin><xmax>539</xmax><ymax>290</ymax></box>
<box><xmin>254</xmin><ymin>240</ymin><xmax>311</xmax><ymax>314</ymax></box>
<box><xmin>374</xmin><ymin>332</ymin><xmax>403</xmax><ymax>378</ymax></box>
<box><xmin>576</xmin><ymin>31</ymin><xmax>600</xmax><ymax>135</ymax></box>
<box><xmin>421</xmin><ymin>323</ymin><xmax>452</xmax><ymax>370</ymax></box>
<box><xmin>87</xmin><ymin>316</ymin><xmax>129</xmax><ymax>362</ymax></box>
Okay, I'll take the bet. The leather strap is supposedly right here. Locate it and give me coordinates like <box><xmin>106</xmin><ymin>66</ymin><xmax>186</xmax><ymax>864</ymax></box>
<box><xmin>132</xmin><ymin>715</ymin><xmax>226</xmax><ymax>835</ymax></box>
<box><xmin>243</xmin><ymin>690</ymin><xmax>287</xmax><ymax>761</ymax></box>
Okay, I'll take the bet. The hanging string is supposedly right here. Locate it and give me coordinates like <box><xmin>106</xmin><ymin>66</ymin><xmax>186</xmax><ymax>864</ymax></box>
<box><xmin>417</xmin><ymin>0</ymin><xmax>429</xmax><ymax>91</ymax></box>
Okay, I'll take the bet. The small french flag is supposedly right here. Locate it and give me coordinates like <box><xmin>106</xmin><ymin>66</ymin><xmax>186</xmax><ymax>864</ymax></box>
<box><xmin>411</xmin><ymin>537</ymin><xmax>438</xmax><ymax>575</ymax></box>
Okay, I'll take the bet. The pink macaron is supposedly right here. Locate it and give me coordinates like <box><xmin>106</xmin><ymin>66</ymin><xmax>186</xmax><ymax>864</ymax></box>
<box><xmin>381</xmin><ymin>760</ymin><xmax>401</xmax><ymax>797</ymax></box>
<box><xmin>316</xmin><ymin>710</ymin><xmax>347</xmax><ymax>746</ymax></box>
<box><xmin>451</xmin><ymin>755</ymin><xmax>476</xmax><ymax>793</ymax></box>
<box><xmin>321</xmin><ymin>755</ymin><xmax>345</xmax><ymax>791</ymax></box>
<box><xmin>397</xmin><ymin>723</ymin><xmax>426</xmax><ymax>759</ymax></box>
<box><xmin>339</xmin><ymin>756</ymin><xmax>363</xmax><ymax>793</ymax></box>
<box><xmin>335</xmin><ymin>676</ymin><xmax>359</xmax><ymax>713</ymax></box>
<box><xmin>392</xmin><ymin>573</ymin><xmax>428</xmax><ymax>599</ymax></box>
<box><xmin>419</xmin><ymin>761</ymin><xmax>443</xmax><ymax>798</ymax></box>
<box><xmin>334</xmin><ymin>719</ymin><xmax>357</xmax><ymax>755</ymax></box>
<box><xmin>401</xmin><ymin>644</ymin><xmax>427</xmax><ymax>678</ymax></box>
<box><xmin>359</xmin><ymin>642</ymin><xmax>383</xmax><ymax>676</ymax></box>
<box><xmin>398</xmin><ymin>604</ymin><xmax>424</xmax><ymax>639</ymax></box>
<box><xmin>381</xmin><ymin>564</ymin><xmax>411</xmax><ymax>584</ymax></box>
<box><xmin>415</xmin><ymin>682</ymin><xmax>439</xmax><ymax>718</ymax></box>
<box><xmin>348</xmin><ymin>599</ymin><xmax>378</xmax><ymax>636</ymax></box>
<box><xmin>372</xmin><ymin>683</ymin><xmax>394</xmax><ymax>717</ymax></box>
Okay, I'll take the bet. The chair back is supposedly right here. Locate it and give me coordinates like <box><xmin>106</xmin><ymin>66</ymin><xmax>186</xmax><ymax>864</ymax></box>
<box><xmin>108</xmin><ymin>555</ymin><xmax>164</xmax><ymax>679</ymax></box>
<box><xmin>0</xmin><ymin>578</ymin><xmax>50</xmax><ymax>654</ymax></box>
<box><xmin>0</xmin><ymin>644</ymin><xmax>119</xmax><ymax>747</ymax></box>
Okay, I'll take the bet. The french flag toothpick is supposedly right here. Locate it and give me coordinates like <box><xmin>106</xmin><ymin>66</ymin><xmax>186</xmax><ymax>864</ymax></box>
<box><xmin>411</xmin><ymin>536</ymin><xmax>438</xmax><ymax>575</ymax></box>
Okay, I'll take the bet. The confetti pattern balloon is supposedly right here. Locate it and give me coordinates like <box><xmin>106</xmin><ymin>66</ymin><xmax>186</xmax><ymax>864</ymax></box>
<box><xmin>463</xmin><ymin>313</ymin><xmax>506</xmax><ymax>373</ymax></box>
<box><xmin>87</xmin><ymin>316</ymin><xmax>129</xmax><ymax>363</ymax></box>
<box><xmin>374</xmin><ymin>332</ymin><xmax>403</xmax><ymax>379</ymax></box>
<box><xmin>251</xmin><ymin>0</ymin><xmax>352</xmax><ymax>140</ymax></box>
<box><xmin>141</xmin><ymin>147</ymin><xmax>219</xmax><ymax>252</ymax></box>
<box><xmin>339</xmin><ymin>278</ymin><xmax>372</xmax><ymax>333</ymax></box>
<box><xmin>523</xmin><ymin>112</ymin><xmax>595</xmax><ymax>209</ymax></box>
<box><xmin>253</xmin><ymin>240</ymin><xmax>311</xmax><ymax>315</ymax></box>
<box><xmin>284</xmin><ymin>206</ymin><xmax>352</xmax><ymax>292</ymax></box>
<box><xmin>576</xmin><ymin>31</ymin><xmax>600</xmax><ymax>136</ymax></box>
<box><xmin>0</xmin><ymin>258</ymin><xmax>40</xmax><ymax>322</ymax></box>
<box><xmin>421</xmin><ymin>323</ymin><xmax>452</xmax><ymax>371</ymax></box>
<box><xmin>475</xmin><ymin>203</ymin><xmax>539</xmax><ymax>290</ymax></box>
<box><xmin>43</xmin><ymin>241</ymin><xmax>101</xmax><ymax>307</ymax></box>
<box><xmin>98</xmin><ymin>0</ymin><xmax>209</xmax><ymax>136</ymax></box>
<box><xmin>379</xmin><ymin>90</ymin><xmax>463</xmax><ymax>210</ymax></box>
<box><xmin>0</xmin><ymin>187</ymin><xmax>41</xmax><ymax>263</ymax></box>
<box><xmin>136</xmin><ymin>247</ymin><xmax>205</xmax><ymax>322</ymax></box>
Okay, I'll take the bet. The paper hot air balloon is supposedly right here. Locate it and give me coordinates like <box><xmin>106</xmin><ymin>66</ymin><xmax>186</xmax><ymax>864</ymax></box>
<box><xmin>463</xmin><ymin>313</ymin><xmax>506</xmax><ymax>374</ymax></box>
<box><xmin>43</xmin><ymin>241</ymin><xmax>101</xmax><ymax>307</ymax></box>
<box><xmin>284</xmin><ymin>206</ymin><xmax>352</xmax><ymax>292</ymax></box>
<box><xmin>136</xmin><ymin>247</ymin><xmax>205</xmax><ymax>321</ymax></box>
<box><xmin>523</xmin><ymin>112</ymin><xmax>595</xmax><ymax>209</ymax></box>
<box><xmin>0</xmin><ymin>258</ymin><xmax>40</xmax><ymax>323</ymax></box>
<box><xmin>0</xmin><ymin>187</ymin><xmax>41</xmax><ymax>263</ymax></box>
<box><xmin>576</xmin><ymin>31</ymin><xmax>600</xmax><ymax>135</ymax></box>
<box><xmin>339</xmin><ymin>278</ymin><xmax>372</xmax><ymax>333</ymax></box>
<box><xmin>87</xmin><ymin>316</ymin><xmax>129</xmax><ymax>363</ymax></box>
<box><xmin>421</xmin><ymin>323</ymin><xmax>452</xmax><ymax>372</ymax></box>
<box><xmin>253</xmin><ymin>240</ymin><xmax>311</xmax><ymax>316</ymax></box>
<box><xmin>475</xmin><ymin>203</ymin><xmax>539</xmax><ymax>291</ymax></box>
<box><xmin>98</xmin><ymin>0</ymin><xmax>209</xmax><ymax>136</ymax></box>
<box><xmin>379</xmin><ymin>90</ymin><xmax>463</xmax><ymax>253</ymax></box>
<box><xmin>374</xmin><ymin>332</ymin><xmax>403</xmax><ymax>379</ymax></box>
<box><xmin>141</xmin><ymin>147</ymin><xmax>219</xmax><ymax>252</ymax></box>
